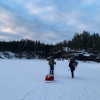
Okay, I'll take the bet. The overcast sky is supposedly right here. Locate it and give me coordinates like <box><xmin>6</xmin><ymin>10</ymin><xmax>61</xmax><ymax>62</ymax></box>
<box><xmin>0</xmin><ymin>0</ymin><xmax>100</xmax><ymax>44</ymax></box>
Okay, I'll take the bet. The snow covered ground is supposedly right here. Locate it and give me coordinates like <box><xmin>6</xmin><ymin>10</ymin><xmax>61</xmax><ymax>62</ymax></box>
<box><xmin>0</xmin><ymin>59</ymin><xmax>100</xmax><ymax>100</ymax></box>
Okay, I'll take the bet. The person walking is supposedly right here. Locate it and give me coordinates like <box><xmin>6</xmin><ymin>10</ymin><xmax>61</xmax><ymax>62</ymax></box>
<box><xmin>69</xmin><ymin>58</ymin><xmax>78</xmax><ymax>78</ymax></box>
<box><xmin>48</xmin><ymin>56</ymin><xmax>56</xmax><ymax>75</ymax></box>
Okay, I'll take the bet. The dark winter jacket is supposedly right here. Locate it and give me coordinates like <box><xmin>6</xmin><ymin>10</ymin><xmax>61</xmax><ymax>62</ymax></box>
<box><xmin>48</xmin><ymin>58</ymin><xmax>56</xmax><ymax>67</ymax></box>
<box><xmin>69</xmin><ymin>59</ymin><xmax>78</xmax><ymax>69</ymax></box>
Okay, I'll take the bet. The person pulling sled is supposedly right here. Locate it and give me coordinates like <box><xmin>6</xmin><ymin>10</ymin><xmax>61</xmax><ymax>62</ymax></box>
<box><xmin>45</xmin><ymin>56</ymin><xmax>56</xmax><ymax>82</ymax></box>
<box><xmin>48</xmin><ymin>56</ymin><xmax>56</xmax><ymax>75</ymax></box>
<box><xmin>69</xmin><ymin>58</ymin><xmax>78</xmax><ymax>78</ymax></box>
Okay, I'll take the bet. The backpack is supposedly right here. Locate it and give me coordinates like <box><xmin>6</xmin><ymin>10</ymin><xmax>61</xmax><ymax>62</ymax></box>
<box><xmin>50</xmin><ymin>58</ymin><xmax>53</xmax><ymax>65</ymax></box>
<box><xmin>72</xmin><ymin>62</ymin><xmax>77</xmax><ymax>68</ymax></box>
<box><xmin>69</xmin><ymin>60</ymin><xmax>78</xmax><ymax>68</ymax></box>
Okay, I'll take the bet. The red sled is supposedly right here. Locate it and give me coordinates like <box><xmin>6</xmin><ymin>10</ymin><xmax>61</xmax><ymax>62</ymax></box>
<box><xmin>45</xmin><ymin>74</ymin><xmax>54</xmax><ymax>82</ymax></box>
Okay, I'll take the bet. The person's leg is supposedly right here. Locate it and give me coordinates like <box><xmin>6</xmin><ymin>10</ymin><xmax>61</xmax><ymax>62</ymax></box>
<box><xmin>50</xmin><ymin>67</ymin><xmax>52</xmax><ymax>74</ymax></box>
<box><xmin>71</xmin><ymin>68</ymin><xmax>74</xmax><ymax>78</ymax></box>
<box><xmin>51</xmin><ymin>66</ymin><xmax>54</xmax><ymax>75</ymax></box>
<box><xmin>52</xmin><ymin>66</ymin><xmax>54</xmax><ymax>75</ymax></box>
<box><xmin>72</xmin><ymin>68</ymin><xmax>75</xmax><ymax>78</ymax></box>
<box><xmin>72</xmin><ymin>71</ymin><xmax>74</xmax><ymax>78</ymax></box>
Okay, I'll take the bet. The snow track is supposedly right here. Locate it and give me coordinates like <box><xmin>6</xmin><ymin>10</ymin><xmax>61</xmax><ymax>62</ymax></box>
<box><xmin>20</xmin><ymin>83</ymin><xmax>51</xmax><ymax>100</ymax></box>
<box><xmin>0</xmin><ymin>60</ymin><xmax>100</xmax><ymax>100</ymax></box>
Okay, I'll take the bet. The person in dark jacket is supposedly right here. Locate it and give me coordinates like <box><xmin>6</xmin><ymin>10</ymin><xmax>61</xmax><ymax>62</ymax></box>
<box><xmin>69</xmin><ymin>58</ymin><xmax>78</xmax><ymax>78</ymax></box>
<box><xmin>48</xmin><ymin>56</ymin><xmax>56</xmax><ymax>75</ymax></box>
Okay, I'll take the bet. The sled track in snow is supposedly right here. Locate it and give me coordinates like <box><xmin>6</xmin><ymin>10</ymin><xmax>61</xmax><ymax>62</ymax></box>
<box><xmin>39</xmin><ymin>83</ymin><xmax>50</xmax><ymax>100</ymax></box>
<box><xmin>20</xmin><ymin>83</ymin><xmax>51</xmax><ymax>100</ymax></box>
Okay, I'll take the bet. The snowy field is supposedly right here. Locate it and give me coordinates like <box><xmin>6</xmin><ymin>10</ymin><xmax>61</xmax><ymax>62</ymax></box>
<box><xmin>0</xmin><ymin>59</ymin><xmax>100</xmax><ymax>100</ymax></box>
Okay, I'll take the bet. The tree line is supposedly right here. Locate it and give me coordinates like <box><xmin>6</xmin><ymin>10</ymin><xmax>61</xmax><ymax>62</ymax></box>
<box><xmin>0</xmin><ymin>30</ymin><xmax>100</xmax><ymax>59</ymax></box>
<box><xmin>67</xmin><ymin>30</ymin><xmax>100</xmax><ymax>53</ymax></box>
<box><xmin>0</xmin><ymin>39</ymin><xmax>55</xmax><ymax>59</ymax></box>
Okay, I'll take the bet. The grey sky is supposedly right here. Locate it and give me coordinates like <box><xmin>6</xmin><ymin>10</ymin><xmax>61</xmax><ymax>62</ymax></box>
<box><xmin>0</xmin><ymin>0</ymin><xmax>100</xmax><ymax>44</ymax></box>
